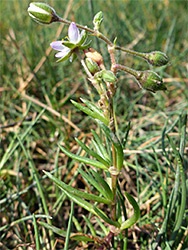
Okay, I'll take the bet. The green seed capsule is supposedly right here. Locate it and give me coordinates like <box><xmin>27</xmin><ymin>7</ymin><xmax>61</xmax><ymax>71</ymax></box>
<box><xmin>146</xmin><ymin>51</ymin><xmax>168</xmax><ymax>67</ymax></box>
<box><xmin>137</xmin><ymin>71</ymin><xmax>166</xmax><ymax>93</ymax></box>
<box><xmin>101</xmin><ymin>70</ymin><xmax>117</xmax><ymax>83</ymax></box>
<box><xmin>85</xmin><ymin>58</ymin><xmax>100</xmax><ymax>75</ymax></box>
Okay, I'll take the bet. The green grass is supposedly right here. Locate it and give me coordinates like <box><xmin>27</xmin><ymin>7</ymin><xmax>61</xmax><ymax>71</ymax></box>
<box><xmin>0</xmin><ymin>0</ymin><xmax>187</xmax><ymax>249</ymax></box>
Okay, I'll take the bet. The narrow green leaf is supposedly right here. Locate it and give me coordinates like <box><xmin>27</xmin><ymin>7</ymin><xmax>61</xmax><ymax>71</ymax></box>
<box><xmin>93</xmin><ymin>206</ymin><xmax>120</xmax><ymax>227</ymax></box>
<box><xmin>59</xmin><ymin>144</ymin><xmax>108</xmax><ymax>170</ymax></box>
<box><xmin>58</xmin><ymin>186</ymin><xmax>96</xmax><ymax>215</ymax></box>
<box><xmin>77</xmin><ymin>168</ymin><xmax>110</xmax><ymax>199</ymax></box>
<box><xmin>75</xmin><ymin>138</ymin><xmax>110</xmax><ymax>167</ymax></box>
<box><xmin>90</xmin><ymin>169</ymin><xmax>113</xmax><ymax>201</ymax></box>
<box><xmin>92</xmin><ymin>139</ymin><xmax>106</xmax><ymax>159</ymax></box>
<box><xmin>80</xmin><ymin>98</ymin><xmax>103</xmax><ymax>115</ymax></box>
<box><xmin>44</xmin><ymin>171</ymin><xmax>99</xmax><ymax>216</ymax></box>
<box><xmin>46</xmin><ymin>174</ymin><xmax>114</xmax><ymax>226</ymax></box>
<box><xmin>120</xmin><ymin>192</ymin><xmax>140</xmax><ymax>230</ymax></box>
<box><xmin>44</xmin><ymin>171</ymin><xmax>111</xmax><ymax>205</ymax></box>
<box><xmin>91</xmin><ymin>129</ymin><xmax>111</xmax><ymax>163</ymax></box>
<box><xmin>98</xmin><ymin>121</ymin><xmax>124</xmax><ymax>171</ymax></box>
<box><xmin>71</xmin><ymin>99</ymin><xmax>95</xmax><ymax>117</ymax></box>
<box><xmin>80</xmin><ymin>98</ymin><xmax>108</xmax><ymax>125</ymax></box>
<box><xmin>33</xmin><ymin>214</ymin><xmax>40</xmax><ymax>250</ymax></box>
<box><xmin>71</xmin><ymin>99</ymin><xmax>108</xmax><ymax>125</ymax></box>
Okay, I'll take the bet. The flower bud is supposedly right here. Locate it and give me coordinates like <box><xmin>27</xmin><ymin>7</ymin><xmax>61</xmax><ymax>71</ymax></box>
<box><xmin>28</xmin><ymin>2</ymin><xmax>59</xmax><ymax>24</ymax></box>
<box><xmin>146</xmin><ymin>51</ymin><xmax>168</xmax><ymax>67</ymax></box>
<box><xmin>93</xmin><ymin>11</ymin><xmax>103</xmax><ymax>30</ymax></box>
<box><xmin>101</xmin><ymin>70</ymin><xmax>117</xmax><ymax>83</ymax></box>
<box><xmin>136</xmin><ymin>71</ymin><xmax>166</xmax><ymax>92</ymax></box>
<box><xmin>85</xmin><ymin>58</ymin><xmax>100</xmax><ymax>75</ymax></box>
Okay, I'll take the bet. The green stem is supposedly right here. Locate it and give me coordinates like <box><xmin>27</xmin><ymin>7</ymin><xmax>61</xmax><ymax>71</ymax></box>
<box><xmin>115</xmin><ymin>45</ymin><xmax>146</xmax><ymax>58</ymax></box>
<box><xmin>58</xmin><ymin>17</ymin><xmax>113</xmax><ymax>46</ymax></box>
<box><xmin>112</xmin><ymin>64</ymin><xmax>139</xmax><ymax>78</ymax></box>
<box><xmin>77</xmin><ymin>51</ymin><xmax>109</xmax><ymax>117</ymax></box>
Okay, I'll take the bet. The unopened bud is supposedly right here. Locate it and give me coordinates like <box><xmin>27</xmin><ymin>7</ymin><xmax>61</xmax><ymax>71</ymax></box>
<box><xmin>93</xmin><ymin>11</ymin><xmax>103</xmax><ymax>30</ymax></box>
<box><xmin>101</xmin><ymin>70</ymin><xmax>117</xmax><ymax>83</ymax></box>
<box><xmin>136</xmin><ymin>71</ymin><xmax>166</xmax><ymax>92</ymax></box>
<box><xmin>145</xmin><ymin>51</ymin><xmax>168</xmax><ymax>67</ymax></box>
<box><xmin>85</xmin><ymin>58</ymin><xmax>100</xmax><ymax>75</ymax></box>
<box><xmin>28</xmin><ymin>2</ymin><xmax>59</xmax><ymax>24</ymax></box>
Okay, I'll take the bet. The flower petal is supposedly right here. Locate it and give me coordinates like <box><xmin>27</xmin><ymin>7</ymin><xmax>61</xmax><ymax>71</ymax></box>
<box><xmin>50</xmin><ymin>41</ymin><xmax>65</xmax><ymax>51</ymax></box>
<box><xmin>80</xmin><ymin>30</ymin><xmax>85</xmax><ymax>39</ymax></box>
<box><xmin>55</xmin><ymin>48</ymin><xmax>71</xmax><ymax>58</ymax></box>
<box><xmin>68</xmin><ymin>22</ymin><xmax>80</xmax><ymax>43</ymax></box>
<box><xmin>28</xmin><ymin>3</ymin><xmax>50</xmax><ymax>15</ymax></box>
<box><xmin>57</xmin><ymin>50</ymin><xmax>73</xmax><ymax>63</ymax></box>
<box><xmin>77</xmin><ymin>30</ymin><xmax>87</xmax><ymax>47</ymax></box>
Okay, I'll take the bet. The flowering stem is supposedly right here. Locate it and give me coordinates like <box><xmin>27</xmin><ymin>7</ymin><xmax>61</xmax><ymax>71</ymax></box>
<box><xmin>58</xmin><ymin>17</ymin><xmax>149</xmax><ymax>60</ymax></box>
<box><xmin>58</xmin><ymin>17</ymin><xmax>113</xmax><ymax>46</ymax></box>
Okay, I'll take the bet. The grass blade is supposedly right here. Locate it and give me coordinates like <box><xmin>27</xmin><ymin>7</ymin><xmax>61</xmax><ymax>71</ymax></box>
<box><xmin>33</xmin><ymin>214</ymin><xmax>40</xmax><ymax>250</ymax></box>
<box><xmin>166</xmin><ymin>134</ymin><xmax>186</xmax><ymax>248</ymax></box>
<box><xmin>64</xmin><ymin>201</ymin><xmax>74</xmax><ymax>250</ymax></box>
<box><xmin>15</xmin><ymin>133</ymin><xmax>55</xmax><ymax>249</ymax></box>
<box><xmin>39</xmin><ymin>221</ymin><xmax>67</xmax><ymax>237</ymax></box>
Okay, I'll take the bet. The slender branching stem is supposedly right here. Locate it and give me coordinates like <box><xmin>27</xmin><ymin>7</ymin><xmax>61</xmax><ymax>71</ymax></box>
<box><xmin>58</xmin><ymin>17</ymin><xmax>113</xmax><ymax>46</ymax></box>
<box><xmin>115</xmin><ymin>45</ymin><xmax>146</xmax><ymax>58</ymax></box>
<box><xmin>112</xmin><ymin>64</ymin><xmax>139</xmax><ymax>77</ymax></box>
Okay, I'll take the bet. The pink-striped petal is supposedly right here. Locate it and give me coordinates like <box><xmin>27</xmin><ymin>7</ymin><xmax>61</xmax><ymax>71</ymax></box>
<box><xmin>50</xmin><ymin>41</ymin><xmax>65</xmax><ymax>51</ymax></box>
